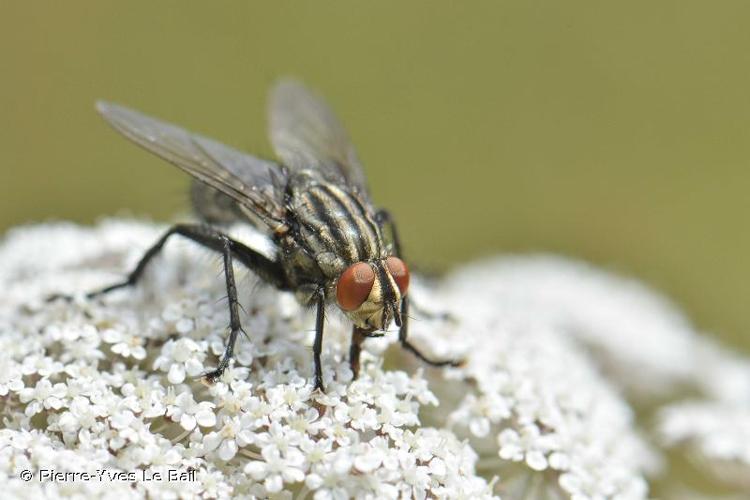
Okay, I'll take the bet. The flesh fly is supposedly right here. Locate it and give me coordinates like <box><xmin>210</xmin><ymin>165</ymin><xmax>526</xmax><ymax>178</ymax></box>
<box><xmin>78</xmin><ymin>81</ymin><xmax>458</xmax><ymax>391</ymax></box>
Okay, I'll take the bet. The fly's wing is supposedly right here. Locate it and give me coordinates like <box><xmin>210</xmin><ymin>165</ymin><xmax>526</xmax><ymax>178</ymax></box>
<box><xmin>96</xmin><ymin>101</ymin><xmax>287</xmax><ymax>227</ymax></box>
<box><xmin>268</xmin><ymin>80</ymin><xmax>369</xmax><ymax>195</ymax></box>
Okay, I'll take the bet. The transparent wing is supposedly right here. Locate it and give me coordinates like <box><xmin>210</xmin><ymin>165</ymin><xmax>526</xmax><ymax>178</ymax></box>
<box><xmin>268</xmin><ymin>80</ymin><xmax>369</xmax><ymax>194</ymax></box>
<box><xmin>96</xmin><ymin>101</ymin><xmax>287</xmax><ymax>225</ymax></box>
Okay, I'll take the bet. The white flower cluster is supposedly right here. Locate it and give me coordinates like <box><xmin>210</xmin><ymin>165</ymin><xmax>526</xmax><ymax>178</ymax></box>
<box><xmin>433</xmin><ymin>258</ymin><xmax>750</xmax><ymax>498</ymax></box>
<box><xmin>656</xmin><ymin>342</ymin><xmax>750</xmax><ymax>492</ymax></box>
<box><xmin>659</xmin><ymin>402</ymin><xmax>750</xmax><ymax>462</ymax></box>
<box><xmin>416</xmin><ymin>262</ymin><xmax>658</xmax><ymax>499</ymax></box>
<box><xmin>439</xmin><ymin>257</ymin><xmax>702</xmax><ymax>398</ymax></box>
<box><xmin>0</xmin><ymin>221</ymin><xmax>492</xmax><ymax>499</ymax></box>
<box><xmin>1</xmin><ymin>220</ymin><xmax>749</xmax><ymax>499</ymax></box>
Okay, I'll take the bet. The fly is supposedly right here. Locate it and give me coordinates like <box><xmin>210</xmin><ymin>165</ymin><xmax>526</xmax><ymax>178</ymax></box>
<box><xmin>69</xmin><ymin>81</ymin><xmax>459</xmax><ymax>391</ymax></box>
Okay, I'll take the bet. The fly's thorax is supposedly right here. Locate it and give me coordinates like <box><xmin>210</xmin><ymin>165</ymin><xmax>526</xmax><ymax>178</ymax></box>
<box><xmin>316</xmin><ymin>252</ymin><xmax>347</xmax><ymax>279</ymax></box>
<box><xmin>287</xmin><ymin>172</ymin><xmax>384</xmax><ymax>278</ymax></box>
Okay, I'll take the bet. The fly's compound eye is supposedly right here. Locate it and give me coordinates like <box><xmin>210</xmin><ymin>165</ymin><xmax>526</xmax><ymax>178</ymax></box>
<box><xmin>336</xmin><ymin>262</ymin><xmax>376</xmax><ymax>311</ymax></box>
<box><xmin>385</xmin><ymin>256</ymin><xmax>410</xmax><ymax>295</ymax></box>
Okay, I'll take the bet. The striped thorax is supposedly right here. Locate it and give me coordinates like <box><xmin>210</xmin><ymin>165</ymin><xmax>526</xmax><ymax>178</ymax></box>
<box><xmin>280</xmin><ymin>170</ymin><xmax>409</xmax><ymax>331</ymax></box>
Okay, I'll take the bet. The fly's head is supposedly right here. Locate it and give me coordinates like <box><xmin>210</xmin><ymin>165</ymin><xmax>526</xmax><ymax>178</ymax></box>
<box><xmin>335</xmin><ymin>257</ymin><xmax>410</xmax><ymax>332</ymax></box>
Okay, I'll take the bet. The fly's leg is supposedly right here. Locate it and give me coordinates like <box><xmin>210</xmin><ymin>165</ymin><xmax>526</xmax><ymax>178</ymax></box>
<box><xmin>399</xmin><ymin>296</ymin><xmax>461</xmax><ymax>367</ymax></box>
<box><xmin>57</xmin><ymin>223</ymin><xmax>287</xmax><ymax>382</ymax></box>
<box><xmin>407</xmin><ymin>299</ymin><xmax>456</xmax><ymax>323</ymax></box>
<box><xmin>201</xmin><ymin>236</ymin><xmax>243</xmax><ymax>383</ymax></box>
<box><xmin>375</xmin><ymin>209</ymin><xmax>462</xmax><ymax>368</ymax></box>
<box><xmin>375</xmin><ymin>209</ymin><xmax>404</xmax><ymax>257</ymax></box>
<box><xmin>348</xmin><ymin>326</ymin><xmax>367</xmax><ymax>380</ymax></box>
<box><xmin>313</xmin><ymin>288</ymin><xmax>326</xmax><ymax>392</ymax></box>
<box><xmin>81</xmin><ymin>224</ymin><xmax>286</xmax><ymax>299</ymax></box>
<box><xmin>349</xmin><ymin>328</ymin><xmax>386</xmax><ymax>380</ymax></box>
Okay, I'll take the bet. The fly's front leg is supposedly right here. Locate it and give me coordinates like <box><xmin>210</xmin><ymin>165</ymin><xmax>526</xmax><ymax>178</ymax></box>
<box><xmin>399</xmin><ymin>296</ymin><xmax>461</xmax><ymax>367</ymax></box>
<box><xmin>313</xmin><ymin>288</ymin><xmax>326</xmax><ymax>392</ymax></box>
<box><xmin>376</xmin><ymin>209</ymin><xmax>462</xmax><ymax>368</ymax></box>
<box><xmin>407</xmin><ymin>299</ymin><xmax>456</xmax><ymax>323</ymax></box>
<box><xmin>375</xmin><ymin>209</ymin><xmax>403</xmax><ymax>257</ymax></box>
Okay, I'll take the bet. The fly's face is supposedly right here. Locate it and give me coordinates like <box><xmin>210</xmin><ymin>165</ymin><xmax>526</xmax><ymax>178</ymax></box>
<box><xmin>335</xmin><ymin>257</ymin><xmax>410</xmax><ymax>331</ymax></box>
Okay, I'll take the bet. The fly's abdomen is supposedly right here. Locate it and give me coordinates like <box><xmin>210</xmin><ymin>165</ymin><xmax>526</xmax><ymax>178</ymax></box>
<box><xmin>292</xmin><ymin>179</ymin><xmax>383</xmax><ymax>277</ymax></box>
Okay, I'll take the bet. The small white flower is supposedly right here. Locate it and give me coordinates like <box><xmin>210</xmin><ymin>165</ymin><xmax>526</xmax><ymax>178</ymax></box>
<box><xmin>135</xmin><ymin>440</ymin><xmax>183</xmax><ymax>467</ymax></box>
<box><xmin>0</xmin><ymin>368</ymin><xmax>24</xmax><ymax>396</ymax></box>
<box><xmin>254</xmin><ymin>421</ymin><xmax>302</xmax><ymax>455</ymax></box>
<box><xmin>352</xmin><ymin>441</ymin><xmax>384</xmax><ymax>473</ymax></box>
<box><xmin>55</xmin><ymin>396</ymin><xmax>107</xmax><ymax>434</ymax></box>
<box><xmin>20</xmin><ymin>355</ymin><xmax>64</xmax><ymax>378</ymax></box>
<box><xmin>497</xmin><ymin>424</ymin><xmax>556</xmax><ymax>471</ymax></box>
<box><xmin>333</xmin><ymin>401</ymin><xmax>378</xmax><ymax>431</ymax></box>
<box><xmin>305</xmin><ymin>448</ymin><xmax>354</xmax><ymax>499</ymax></box>
<box><xmin>211</xmin><ymin>378</ymin><xmax>255</xmax><ymax>415</ymax></box>
<box><xmin>153</xmin><ymin>338</ymin><xmax>206</xmax><ymax>384</ymax></box>
<box><xmin>110</xmin><ymin>409</ymin><xmax>136</xmax><ymax>430</ymax></box>
<box><xmin>120</xmin><ymin>378</ymin><xmax>167</xmax><ymax>418</ymax></box>
<box><xmin>18</xmin><ymin>379</ymin><xmax>67</xmax><ymax>416</ymax></box>
<box><xmin>203</xmin><ymin>415</ymin><xmax>254</xmax><ymax>461</ymax></box>
<box><xmin>299</xmin><ymin>436</ymin><xmax>333</xmax><ymax>466</ymax></box>
<box><xmin>266</xmin><ymin>382</ymin><xmax>312</xmax><ymax>411</ymax></box>
<box><xmin>102</xmin><ymin>328</ymin><xmax>147</xmax><ymax>360</ymax></box>
<box><xmin>244</xmin><ymin>446</ymin><xmax>306</xmax><ymax>493</ymax></box>
<box><xmin>166</xmin><ymin>391</ymin><xmax>217</xmax><ymax>431</ymax></box>
<box><xmin>285</xmin><ymin>408</ymin><xmax>322</xmax><ymax>435</ymax></box>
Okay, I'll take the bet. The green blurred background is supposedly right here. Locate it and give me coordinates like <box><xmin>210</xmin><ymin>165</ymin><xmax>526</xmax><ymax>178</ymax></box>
<box><xmin>2</xmin><ymin>2</ymin><xmax>749</xmax><ymax>355</ymax></box>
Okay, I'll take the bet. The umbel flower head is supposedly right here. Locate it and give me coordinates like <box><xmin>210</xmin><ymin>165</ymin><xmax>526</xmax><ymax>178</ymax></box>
<box><xmin>1</xmin><ymin>220</ymin><xmax>749</xmax><ymax>499</ymax></box>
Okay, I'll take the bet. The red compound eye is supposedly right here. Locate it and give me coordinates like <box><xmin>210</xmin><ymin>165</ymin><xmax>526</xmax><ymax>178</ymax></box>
<box><xmin>385</xmin><ymin>257</ymin><xmax>410</xmax><ymax>295</ymax></box>
<box><xmin>336</xmin><ymin>262</ymin><xmax>376</xmax><ymax>311</ymax></box>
